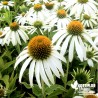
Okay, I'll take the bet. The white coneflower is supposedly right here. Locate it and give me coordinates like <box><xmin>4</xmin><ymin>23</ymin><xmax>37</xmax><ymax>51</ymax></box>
<box><xmin>15</xmin><ymin>12</ymin><xmax>28</xmax><ymax>25</ymax></box>
<box><xmin>89</xmin><ymin>29</ymin><xmax>98</xmax><ymax>46</ymax></box>
<box><xmin>65</xmin><ymin>0</ymin><xmax>98</xmax><ymax>17</ymax></box>
<box><xmin>3</xmin><ymin>22</ymin><xmax>29</xmax><ymax>46</ymax></box>
<box><xmin>46</xmin><ymin>9</ymin><xmax>71</xmax><ymax>30</ymax></box>
<box><xmin>52</xmin><ymin>21</ymin><xmax>98</xmax><ymax>62</ymax></box>
<box><xmin>14</xmin><ymin>35</ymin><xmax>66</xmax><ymax>88</ymax></box>
<box><xmin>25</xmin><ymin>3</ymin><xmax>49</xmax><ymax>22</ymax></box>
<box><xmin>85</xmin><ymin>44</ymin><xmax>98</xmax><ymax>67</ymax></box>
<box><xmin>27</xmin><ymin>20</ymin><xmax>52</xmax><ymax>35</ymax></box>
<box><xmin>0</xmin><ymin>1</ymin><xmax>14</xmax><ymax>10</ymax></box>
<box><xmin>80</xmin><ymin>14</ymin><xmax>98</xmax><ymax>29</ymax></box>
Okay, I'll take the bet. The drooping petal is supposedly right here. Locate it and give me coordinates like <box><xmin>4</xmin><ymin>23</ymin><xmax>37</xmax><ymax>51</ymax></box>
<box><xmin>43</xmin><ymin>60</ymin><xmax>54</xmax><ymax>84</ymax></box>
<box><xmin>29</xmin><ymin>60</ymin><xmax>36</xmax><ymax>86</ymax></box>
<box><xmin>35</xmin><ymin>61</ymin><xmax>41</xmax><ymax>88</ymax></box>
<box><xmin>14</xmin><ymin>53</ymin><xmax>29</xmax><ymax>69</ymax></box>
<box><xmin>19</xmin><ymin>57</ymin><xmax>32</xmax><ymax>83</ymax></box>
<box><xmin>39</xmin><ymin>61</ymin><xmax>50</xmax><ymax>87</ymax></box>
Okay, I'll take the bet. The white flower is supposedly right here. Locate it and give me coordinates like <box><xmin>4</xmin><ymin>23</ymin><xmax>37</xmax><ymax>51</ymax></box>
<box><xmin>24</xmin><ymin>0</ymin><xmax>40</xmax><ymax>6</ymax></box>
<box><xmin>0</xmin><ymin>1</ymin><xmax>14</xmax><ymax>10</ymax></box>
<box><xmin>79</xmin><ymin>13</ymin><xmax>98</xmax><ymax>29</ymax></box>
<box><xmin>14</xmin><ymin>35</ymin><xmax>66</xmax><ymax>88</ymax></box>
<box><xmin>3</xmin><ymin>22</ymin><xmax>29</xmax><ymax>46</ymax></box>
<box><xmin>25</xmin><ymin>3</ymin><xmax>49</xmax><ymax>22</ymax></box>
<box><xmin>89</xmin><ymin>29</ymin><xmax>98</xmax><ymax>46</ymax></box>
<box><xmin>65</xmin><ymin>0</ymin><xmax>98</xmax><ymax>17</ymax></box>
<box><xmin>85</xmin><ymin>44</ymin><xmax>98</xmax><ymax>67</ymax></box>
<box><xmin>46</xmin><ymin>9</ymin><xmax>71</xmax><ymax>30</ymax></box>
<box><xmin>24</xmin><ymin>0</ymin><xmax>49</xmax><ymax>6</ymax></box>
<box><xmin>27</xmin><ymin>20</ymin><xmax>52</xmax><ymax>35</ymax></box>
<box><xmin>15</xmin><ymin>12</ymin><xmax>28</xmax><ymax>25</ymax></box>
<box><xmin>52</xmin><ymin>21</ymin><xmax>98</xmax><ymax>62</ymax></box>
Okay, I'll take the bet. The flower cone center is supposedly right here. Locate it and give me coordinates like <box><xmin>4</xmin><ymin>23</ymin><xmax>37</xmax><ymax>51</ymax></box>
<box><xmin>87</xmin><ymin>51</ymin><xmax>94</xmax><ymax>59</ymax></box>
<box><xmin>85</xmin><ymin>94</ymin><xmax>97</xmax><ymax>98</ymax></box>
<box><xmin>78</xmin><ymin>0</ymin><xmax>88</xmax><ymax>3</ymax></box>
<box><xmin>10</xmin><ymin>22</ymin><xmax>19</xmax><ymax>31</ymax></box>
<box><xmin>75</xmin><ymin>73</ymin><xmax>88</xmax><ymax>84</ymax></box>
<box><xmin>45</xmin><ymin>2</ymin><xmax>54</xmax><ymax>10</ymax></box>
<box><xmin>83</xmin><ymin>14</ymin><xmax>90</xmax><ymax>20</ymax></box>
<box><xmin>67</xmin><ymin>21</ymin><xmax>83</xmax><ymax>35</ymax></box>
<box><xmin>30</xmin><ymin>0</ymin><xmax>35</xmax><ymax>2</ymax></box>
<box><xmin>33</xmin><ymin>21</ymin><xmax>43</xmax><ymax>28</ymax></box>
<box><xmin>28</xmin><ymin>36</ymin><xmax>52</xmax><ymax>60</ymax></box>
<box><xmin>0</xmin><ymin>31</ymin><xmax>3</xmax><ymax>36</ymax></box>
<box><xmin>2</xmin><ymin>1</ymin><xmax>8</xmax><ymax>5</ymax></box>
<box><xmin>34</xmin><ymin>4</ymin><xmax>42</xmax><ymax>11</ymax></box>
<box><xmin>0</xmin><ymin>89</ymin><xmax>4</xmax><ymax>97</ymax></box>
<box><xmin>57</xmin><ymin>9</ymin><xmax>66</xmax><ymax>18</ymax></box>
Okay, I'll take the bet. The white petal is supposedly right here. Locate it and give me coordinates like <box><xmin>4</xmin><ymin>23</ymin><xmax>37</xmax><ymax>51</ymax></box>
<box><xmin>14</xmin><ymin>53</ymin><xmax>29</xmax><ymax>69</ymax></box>
<box><xmin>39</xmin><ymin>61</ymin><xmax>50</xmax><ymax>87</ymax></box>
<box><xmin>15</xmin><ymin>32</ymin><xmax>21</xmax><ymax>45</ymax></box>
<box><xmin>61</xmin><ymin>35</ymin><xmax>72</xmax><ymax>55</ymax></box>
<box><xmin>19</xmin><ymin>57</ymin><xmax>32</xmax><ymax>83</ymax></box>
<box><xmin>48</xmin><ymin>57</ymin><xmax>60</xmax><ymax>78</ymax></box>
<box><xmin>69</xmin><ymin>37</ymin><xmax>75</xmax><ymax>62</ymax></box>
<box><xmin>50</xmin><ymin>56</ymin><xmax>64</xmax><ymax>76</ymax></box>
<box><xmin>43</xmin><ymin>60</ymin><xmax>54</xmax><ymax>84</ymax></box>
<box><xmin>87</xmin><ymin>59</ymin><xmax>94</xmax><ymax>67</ymax></box>
<box><xmin>35</xmin><ymin>61</ymin><xmax>41</xmax><ymax>88</ymax></box>
<box><xmin>83</xmin><ymin>33</ymin><xmax>98</xmax><ymax>50</ymax></box>
<box><xmin>29</xmin><ymin>60</ymin><xmax>36</xmax><ymax>86</ymax></box>
<box><xmin>11</xmin><ymin>31</ymin><xmax>17</xmax><ymax>46</ymax></box>
<box><xmin>52</xmin><ymin>50</ymin><xmax>66</xmax><ymax>63</ymax></box>
<box><xmin>52</xmin><ymin>30</ymin><xmax>65</xmax><ymax>44</ymax></box>
<box><xmin>74</xmin><ymin>36</ymin><xmax>83</xmax><ymax>61</ymax></box>
<box><xmin>78</xmin><ymin>36</ymin><xmax>86</xmax><ymax>60</ymax></box>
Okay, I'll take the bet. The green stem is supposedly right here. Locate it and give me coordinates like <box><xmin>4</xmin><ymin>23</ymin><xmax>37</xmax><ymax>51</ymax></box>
<box><xmin>64</xmin><ymin>59</ymin><xmax>70</xmax><ymax>90</ymax></box>
<box><xmin>42</xmin><ymin>80</ymin><xmax>46</xmax><ymax>98</ymax></box>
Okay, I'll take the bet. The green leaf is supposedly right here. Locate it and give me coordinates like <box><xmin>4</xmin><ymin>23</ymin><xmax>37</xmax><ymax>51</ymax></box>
<box><xmin>21</xmin><ymin>82</ymin><xmax>31</xmax><ymax>89</ymax></box>
<box><xmin>1</xmin><ymin>75</ymin><xmax>9</xmax><ymax>89</ymax></box>
<box><xmin>9</xmin><ymin>74</ymin><xmax>17</xmax><ymax>89</ymax></box>
<box><xmin>32</xmin><ymin>84</ymin><xmax>42</xmax><ymax>97</ymax></box>
<box><xmin>0</xmin><ymin>57</ymin><xmax>4</xmax><ymax>69</ymax></box>
<box><xmin>45</xmin><ymin>84</ymin><xmax>65</xmax><ymax>95</ymax></box>
<box><xmin>1</xmin><ymin>60</ymin><xmax>15</xmax><ymax>72</ymax></box>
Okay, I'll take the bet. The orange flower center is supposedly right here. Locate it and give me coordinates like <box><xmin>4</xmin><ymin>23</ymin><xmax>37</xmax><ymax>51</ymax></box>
<box><xmin>0</xmin><ymin>31</ymin><xmax>3</xmax><ymax>36</ymax></box>
<box><xmin>28</xmin><ymin>36</ymin><xmax>52</xmax><ymax>60</ymax></box>
<box><xmin>67</xmin><ymin>21</ymin><xmax>83</xmax><ymax>35</ymax></box>
<box><xmin>2</xmin><ymin>1</ymin><xmax>8</xmax><ymax>5</ymax></box>
<box><xmin>34</xmin><ymin>4</ymin><xmax>42</xmax><ymax>11</ymax></box>
<box><xmin>85</xmin><ymin>94</ymin><xmax>97</xmax><ymax>98</ymax></box>
<box><xmin>10</xmin><ymin>22</ymin><xmax>19</xmax><ymax>31</ymax></box>
<box><xmin>57</xmin><ymin>9</ymin><xmax>66</xmax><ymax>18</ymax></box>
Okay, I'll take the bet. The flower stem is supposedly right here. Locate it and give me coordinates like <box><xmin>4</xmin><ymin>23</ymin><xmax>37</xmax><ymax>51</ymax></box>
<box><xmin>42</xmin><ymin>80</ymin><xmax>46</xmax><ymax>98</ymax></box>
<box><xmin>64</xmin><ymin>59</ymin><xmax>70</xmax><ymax>90</ymax></box>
